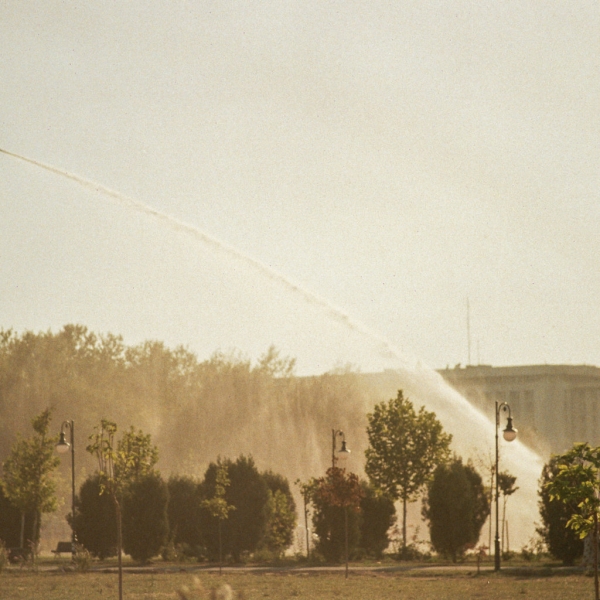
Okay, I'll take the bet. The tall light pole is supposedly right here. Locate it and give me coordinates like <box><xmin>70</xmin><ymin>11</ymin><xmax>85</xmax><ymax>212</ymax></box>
<box><xmin>495</xmin><ymin>402</ymin><xmax>517</xmax><ymax>571</ymax></box>
<box><xmin>56</xmin><ymin>420</ymin><xmax>75</xmax><ymax>559</ymax></box>
<box><xmin>332</xmin><ymin>429</ymin><xmax>350</xmax><ymax>470</ymax></box>
<box><xmin>331</xmin><ymin>429</ymin><xmax>351</xmax><ymax>578</ymax></box>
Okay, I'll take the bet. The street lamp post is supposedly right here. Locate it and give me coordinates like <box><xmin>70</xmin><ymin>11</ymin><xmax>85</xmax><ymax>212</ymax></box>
<box><xmin>331</xmin><ymin>429</ymin><xmax>350</xmax><ymax>470</ymax></box>
<box><xmin>495</xmin><ymin>402</ymin><xmax>517</xmax><ymax>571</ymax></box>
<box><xmin>331</xmin><ymin>429</ymin><xmax>351</xmax><ymax>578</ymax></box>
<box><xmin>56</xmin><ymin>420</ymin><xmax>75</xmax><ymax>560</ymax></box>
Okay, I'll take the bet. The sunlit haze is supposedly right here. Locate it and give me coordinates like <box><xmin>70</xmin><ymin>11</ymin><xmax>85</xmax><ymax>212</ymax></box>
<box><xmin>2</xmin><ymin>1</ymin><xmax>599</xmax><ymax>375</ymax></box>
<box><xmin>4</xmin><ymin>2</ymin><xmax>597</xmax><ymax>551</ymax></box>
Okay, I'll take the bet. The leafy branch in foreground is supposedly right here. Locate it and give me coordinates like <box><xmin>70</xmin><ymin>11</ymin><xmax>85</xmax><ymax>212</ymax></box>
<box><xmin>545</xmin><ymin>443</ymin><xmax>600</xmax><ymax>600</ymax></box>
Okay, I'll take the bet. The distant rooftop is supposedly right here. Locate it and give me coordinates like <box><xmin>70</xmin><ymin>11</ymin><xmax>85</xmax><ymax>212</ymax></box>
<box><xmin>438</xmin><ymin>363</ymin><xmax>600</xmax><ymax>380</ymax></box>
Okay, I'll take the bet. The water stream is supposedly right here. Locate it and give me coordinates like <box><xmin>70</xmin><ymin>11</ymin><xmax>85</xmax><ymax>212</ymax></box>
<box><xmin>2</xmin><ymin>147</ymin><xmax>543</xmax><ymax>549</ymax></box>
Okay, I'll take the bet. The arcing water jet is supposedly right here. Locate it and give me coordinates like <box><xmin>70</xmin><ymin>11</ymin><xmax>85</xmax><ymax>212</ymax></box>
<box><xmin>1</xmin><ymin>147</ymin><xmax>543</xmax><ymax>548</ymax></box>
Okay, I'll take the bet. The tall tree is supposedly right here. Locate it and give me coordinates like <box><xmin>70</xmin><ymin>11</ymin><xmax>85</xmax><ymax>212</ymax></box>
<box><xmin>537</xmin><ymin>456</ymin><xmax>583</xmax><ymax>565</ymax></box>
<box><xmin>1</xmin><ymin>408</ymin><xmax>59</xmax><ymax>554</ymax></box>
<box><xmin>167</xmin><ymin>475</ymin><xmax>203</xmax><ymax>556</ymax></box>
<box><xmin>365</xmin><ymin>390</ymin><xmax>452</xmax><ymax>551</ymax></box>
<box><xmin>122</xmin><ymin>472</ymin><xmax>169</xmax><ymax>563</ymax></box>
<box><xmin>72</xmin><ymin>474</ymin><xmax>117</xmax><ymax>559</ymax></box>
<box><xmin>261</xmin><ymin>470</ymin><xmax>297</xmax><ymax>557</ymax></box>
<box><xmin>200</xmin><ymin>456</ymin><xmax>269</xmax><ymax>563</ymax></box>
<box><xmin>422</xmin><ymin>457</ymin><xmax>489</xmax><ymax>562</ymax></box>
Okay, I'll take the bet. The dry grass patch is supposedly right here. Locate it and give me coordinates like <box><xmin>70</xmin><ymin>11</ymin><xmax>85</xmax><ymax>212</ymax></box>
<box><xmin>0</xmin><ymin>568</ymin><xmax>594</xmax><ymax>600</ymax></box>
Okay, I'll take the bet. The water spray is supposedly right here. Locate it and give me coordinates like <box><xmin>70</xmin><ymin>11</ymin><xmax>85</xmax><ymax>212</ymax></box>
<box><xmin>1</xmin><ymin>146</ymin><xmax>544</xmax><ymax>546</ymax></box>
<box><xmin>1</xmin><ymin>146</ymin><xmax>404</xmax><ymax>367</ymax></box>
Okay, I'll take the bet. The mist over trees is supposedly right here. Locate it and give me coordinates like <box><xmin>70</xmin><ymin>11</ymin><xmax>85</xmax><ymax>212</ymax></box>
<box><xmin>0</xmin><ymin>325</ymin><xmax>375</xmax><ymax>492</ymax></box>
<box><xmin>0</xmin><ymin>324</ymin><xmax>510</xmax><ymax>562</ymax></box>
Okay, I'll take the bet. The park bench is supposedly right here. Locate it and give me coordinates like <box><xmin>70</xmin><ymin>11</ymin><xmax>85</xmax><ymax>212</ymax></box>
<box><xmin>52</xmin><ymin>541</ymin><xmax>73</xmax><ymax>557</ymax></box>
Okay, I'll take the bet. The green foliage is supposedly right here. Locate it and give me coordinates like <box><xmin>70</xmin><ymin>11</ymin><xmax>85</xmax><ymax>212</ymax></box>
<box><xmin>72</xmin><ymin>474</ymin><xmax>117</xmax><ymax>559</ymax></box>
<box><xmin>73</xmin><ymin>544</ymin><xmax>92</xmax><ymax>572</ymax></box>
<box><xmin>123</xmin><ymin>472</ymin><xmax>169</xmax><ymax>563</ymax></box>
<box><xmin>167</xmin><ymin>475</ymin><xmax>204</xmax><ymax>555</ymax></box>
<box><xmin>537</xmin><ymin>456</ymin><xmax>584</xmax><ymax>565</ymax></box>
<box><xmin>498</xmin><ymin>470</ymin><xmax>519</xmax><ymax>551</ymax></box>
<box><xmin>86</xmin><ymin>418</ymin><xmax>158</xmax><ymax>600</ymax></box>
<box><xmin>201</xmin><ymin>463</ymin><xmax>235</xmax><ymax>568</ymax></box>
<box><xmin>200</xmin><ymin>456</ymin><xmax>270</xmax><ymax>562</ymax></box>
<box><xmin>498</xmin><ymin>471</ymin><xmax>518</xmax><ymax>497</ymax></box>
<box><xmin>422</xmin><ymin>457</ymin><xmax>489</xmax><ymax>562</ymax></box>
<box><xmin>545</xmin><ymin>443</ymin><xmax>600</xmax><ymax>539</ymax></box>
<box><xmin>202</xmin><ymin>464</ymin><xmax>235</xmax><ymax>522</ymax></box>
<box><xmin>261</xmin><ymin>471</ymin><xmax>297</xmax><ymax>555</ymax></box>
<box><xmin>1</xmin><ymin>408</ymin><xmax>60</xmax><ymax>547</ymax></box>
<box><xmin>358</xmin><ymin>483</ymin><xmax>397</xmax><ymax>558</ymax></box>
<box><xmin>263</xmin><ymin>490</ymin><xmax>297</xmax><ymax>556</ymax></box>
<box><xmin>365</xmin><ymin>390</ymin><xmax>452</xmax><ymax>548</ymax></box>
<box><xmin>310</xmin><ymin>467</ymin><xmax>363</xmax><ymax>562</ymax></box>
<box><xmin>86</xmin><ymin>420</ymin><xmax>120</xmax><ymax>497</ymax></box>
<box><xmin>87</xmin><ymin>419</ymin><xmax>159</xmax><ymax>493</ymax></box>
<box><xmin>0</xmin><ymin>485</ymin><xmax>38</xmax><ymax>549</ymax></box>
<box><xmin>115</xmin><ymin>426</ymin><xmax>159</xmax><ymax>484</ymax></box>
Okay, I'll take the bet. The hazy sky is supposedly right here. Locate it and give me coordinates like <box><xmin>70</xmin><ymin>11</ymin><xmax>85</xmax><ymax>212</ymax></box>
<box><xmin>1</xmin><ymin>1</ymin><xmax>599</xmax><ymax>375</ymax></box>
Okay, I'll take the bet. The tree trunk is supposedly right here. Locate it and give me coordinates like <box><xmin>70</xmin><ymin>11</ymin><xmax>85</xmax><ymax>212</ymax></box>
<box><xmin>218</xmin><ymin>519</ymin><xmax>223</xmax><ymax>576</ymax></box>
<box><xmin>402</xmin><ymin>497</ymin><xmax>407</xmax><ymax>554</ymax></box>
<box><xmin>344</xmin><ymin>506</ymin><xmax>349</xmax><ymax>579</ymax></box>
<box><xmin>304</xmin><ymin>496</ymin><xmax>310</xmax><ymax>560</ymax></box>
<box><xmin>19</xmin><ymin>511</ymin><xmax>25</xmax><ymax>548</ymax></box>
<box><xmin>594</xmin><ymin>512</ymin><xmax>599</xmax><ymax>600</ymax></box>
<box><xmin>488</xmin><ymin>467</ymin><xmax>494</xmax><ymax>553</ymax></box>
<box><xmin>114</xmin><ymin>496</ymin><xmax>123</xmax><ymax>600</ymax></box>
<box><xmin>502</xmin><ymin>496</ymin><xmax>507</xmax><ymax>553</ymax></box>
<box><xmin>31</xmin><ymin>510</ymin><xmax>39</xmax><ymax>566</ymax></box>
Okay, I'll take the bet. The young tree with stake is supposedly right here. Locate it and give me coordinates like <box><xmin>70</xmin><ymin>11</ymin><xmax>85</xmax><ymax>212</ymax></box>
<box><xmin>201</xmin><ymin>463</ymin><xmax>235</xmax><ymax>575</ymax></box>
<box><xmin>86</xmin><ymin>420</ymin><xmax>158</xmax><ymax>600</ymax></box>
<box><xmin>1</xmin><ymin>409</ymin><xmax>59</xmax><ymax>560</ymax></box>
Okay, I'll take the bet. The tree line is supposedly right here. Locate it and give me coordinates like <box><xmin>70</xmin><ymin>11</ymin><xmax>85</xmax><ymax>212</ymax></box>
<box><xmin>1</xmin><ymin>325</ymin><xmax>594</xmax><ymax>574</ymax></box>
<box><xmin>1</xmin><ymin>391</ymin><xmax>495</xmax><ymax>565</ymax></box>
<box><xmin>0</xmin><ymin>325</ymin><xmax>377</xmax><ymax>489</ymax></box>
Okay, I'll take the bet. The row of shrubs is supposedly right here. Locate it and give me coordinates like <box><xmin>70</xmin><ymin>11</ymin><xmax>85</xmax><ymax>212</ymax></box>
<box><xmin>69</xmin><ymin>455</ymin><xmax>399</xmax><ymax>564</ymax></box>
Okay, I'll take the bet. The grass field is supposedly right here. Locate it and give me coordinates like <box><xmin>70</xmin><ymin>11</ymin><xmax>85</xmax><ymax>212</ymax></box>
<box><xmin>0</xmin><ymin>565</ymin><xmax>596</xmax><ymax>600</ymax></box>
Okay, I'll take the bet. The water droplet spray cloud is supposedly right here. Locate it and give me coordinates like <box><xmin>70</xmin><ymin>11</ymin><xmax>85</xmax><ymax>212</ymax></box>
<box><xmin>1</xmin><ymin>147</ymin><xmax>544</xmax><ymax>547</ymax></box>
